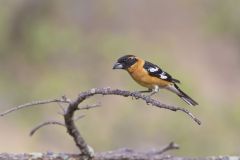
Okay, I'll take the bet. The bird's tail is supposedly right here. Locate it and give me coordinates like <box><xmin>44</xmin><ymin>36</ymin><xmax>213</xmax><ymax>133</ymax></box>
<box><xmin>166</xmin><ymin>84</ymin><xmax>198</xmax><ymax>106</ymax></box>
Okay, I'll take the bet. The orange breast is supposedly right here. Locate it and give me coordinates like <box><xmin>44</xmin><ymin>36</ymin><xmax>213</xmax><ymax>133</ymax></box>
<box><xmin>127</xmin><ymin>59</ymin><xmax>170</xmax><ymax>89</ymax></box>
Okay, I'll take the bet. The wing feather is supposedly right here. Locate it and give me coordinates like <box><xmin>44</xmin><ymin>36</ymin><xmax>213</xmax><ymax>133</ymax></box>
<box><xmin>143</xmin><ymin>61</ymin><xmax>180</xmax><ymax>83</ymax></box>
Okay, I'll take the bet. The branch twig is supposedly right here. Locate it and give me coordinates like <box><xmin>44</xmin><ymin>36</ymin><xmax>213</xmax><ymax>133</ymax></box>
<box><xmin>148</xmin><ymin>142</ymin><xmax>179</xmax><ymax>155</ymax></box>
<box><xmin>0</xmin><ymin>98</ymin><xmax>70</xmax><ymax>117</ymax></box>
<box><xmin>29</xmin><ymin>120</ymin><xmax>65</xmax><ymax>136</ymax></box>
<box><xmin>78</xmin><ymin>102</ymin><xmax>101</xmax><ymax>110</ymax></box>
<box><xmin>74</xmin><ymin>115</ymin><xmax>86</xmax><ymax>121</ymax></box>
<box><xmin>29</xmin><ymin>115</ymin><xmax>85</xmax><ymax>137</ymax></box>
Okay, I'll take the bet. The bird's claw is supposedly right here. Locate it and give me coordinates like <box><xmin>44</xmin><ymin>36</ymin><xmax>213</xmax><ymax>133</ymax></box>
<box><xmin>131</xmin><ymin>91</ymin><xmax>141</xmax><ymax>99</ymax></box>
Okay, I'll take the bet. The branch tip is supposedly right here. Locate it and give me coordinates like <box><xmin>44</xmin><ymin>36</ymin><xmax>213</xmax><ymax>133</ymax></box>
<box><xmin>29</xmin><ymin>121</ymin><xmax>65</xmax><ymax>136</ymax></box>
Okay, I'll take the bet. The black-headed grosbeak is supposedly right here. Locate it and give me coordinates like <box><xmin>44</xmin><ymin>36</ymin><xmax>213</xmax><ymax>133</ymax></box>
<box><xmin>113</xmin><ymin>55</ymin><xmax>198</xmax><ymax>106</ymax></box>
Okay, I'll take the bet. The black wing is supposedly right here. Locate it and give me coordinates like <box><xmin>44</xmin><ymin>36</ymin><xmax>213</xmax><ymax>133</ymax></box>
<box><xmin>143</xmin><ymin>61</ymin><xmax>180</xmax><ymax>83</ymax></box>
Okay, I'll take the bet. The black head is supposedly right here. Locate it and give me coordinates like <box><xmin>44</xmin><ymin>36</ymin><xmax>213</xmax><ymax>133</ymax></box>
<box><xmin>113</xmin><ymin>55</ymin><xmax>138</xmax><ymax>69</ymax></box>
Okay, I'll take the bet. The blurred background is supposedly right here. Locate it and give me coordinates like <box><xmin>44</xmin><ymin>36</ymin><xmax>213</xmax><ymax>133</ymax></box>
<box><xmin>0</xmin><ymin>0</ymin><xmax>240</xmax><ymax>156</ymax></box>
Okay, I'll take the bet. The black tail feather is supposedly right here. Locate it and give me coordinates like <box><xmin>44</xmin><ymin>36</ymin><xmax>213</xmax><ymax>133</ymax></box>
<box><xmin>171</xmin><ymin>78</ymin><xmax>181</xmax><ymax>83</ymax></box>
<box><xmin>174</xmin><ymin>84</ymin><xmax>198</xmax><ymax>106</ymax></box>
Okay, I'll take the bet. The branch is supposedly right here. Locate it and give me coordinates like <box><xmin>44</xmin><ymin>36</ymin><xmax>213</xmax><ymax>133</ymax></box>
<box><xmin>29</xmin><ymin>120</ymin><xmax>65</xmax><ymax>136</ymax></box>
<box><xmin>1</xmin><ymin>87</ymin><xmax>201</xmax><ymax>159</ymax></box>
<box><xmin>73</xmin><ymin>87</ymin><xmax>201</xmax><ymax>125</ymax></box>
<box><xmin>29</xmin><ymin>115</ymin><xmax>85</xmax><ymax>137</ymax></box>
<box><xmin>78</xmin><ymin>102</ymin><xmax>101</xmax><ymax>110</ymax></box>
<box><xmin>0</xmin><ymin>98</ymin><xmax>70</xmax><ymax>117</ymax></box>
<box><xmin>95</xmin><ymin>143</ymin><xmax>179</xmax><ymax>160</ymax></box>
<box><xmin>74</xmin><ymin>115</ymin><xmax>86</xmax><ymax>121</ymax></box>
<box><xmin>63</xmin><ymin>87</ymin><xmax>201</xmax><ymax>159</ymax></box>
<box><xmin>0</xmin><ymin>153</ymin><xmax>237</xmax><ymax>160</ymax></box>
<box><xmin>147</xmin><ymin>142</ymin><xmax>179</xmax><ymax>155</ymax></box>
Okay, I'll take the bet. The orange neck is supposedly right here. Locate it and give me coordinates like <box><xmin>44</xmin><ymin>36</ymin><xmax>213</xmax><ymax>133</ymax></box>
<box><xmin>127</xmin><ymin>57</ymin><xmax>144</xmax><ymax>73</ymax></box>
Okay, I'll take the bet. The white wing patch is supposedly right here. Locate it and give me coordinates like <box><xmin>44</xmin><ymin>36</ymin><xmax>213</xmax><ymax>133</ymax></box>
<box><xmin>160</xmin><ymin>72</ymin><xmax>168</xmax><ymax>79</ymax></box>
<box><xmin>149</xmin><ymin>67</ymin><xmax>159</xmax><ymax>72</ymax></box>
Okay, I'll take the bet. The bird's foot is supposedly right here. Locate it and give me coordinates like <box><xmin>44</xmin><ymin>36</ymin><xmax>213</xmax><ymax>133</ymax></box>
<box><xmin>131</xmin><ymin>90</ymin><xmax>152</xmax><ymax>99</ymax></box>
<box><xmin>144</xmin><ymin>91</ymin><xmax>157</xmax><ymax>100</ymax></box>
<box><xmin>131</xmin><ymin>91</ymin><xmax>142</xmax><ymax>99</ymax></box>
<box><xmin>149</xmin><ymin>91</ymin><xmax>157</xmax><ymax>97</ymax></box>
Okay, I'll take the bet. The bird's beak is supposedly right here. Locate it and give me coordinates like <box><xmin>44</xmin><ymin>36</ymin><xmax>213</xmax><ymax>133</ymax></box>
<box><xmin>112</xmin><ymin>62</ymin><xmax>123</xmax><ymax>69</ymax></box>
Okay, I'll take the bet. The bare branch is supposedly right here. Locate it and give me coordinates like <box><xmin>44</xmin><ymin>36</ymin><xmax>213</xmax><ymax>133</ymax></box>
<box><xmin>2</xmin><ymin>152</ymin><xmax>237</xmax><ymax>160</ymax></box>
<box><xmin>78</xmin><ymin>102</ymin><xmax>101</xmax><ymax>110</ymax></box>
<box><xmin>0</xmin><ymin>98</ymin><xmax>70</xmax><ymax>117</ymax></box>
<box><xmin>29</xmin><ymin>115</ymin><xmax>85</xmax><ymax>137</ymax></box>
<box><xmin>1</xmin><ymin>87</ymin><xmax>201</xmax><ymax>159</ymax></box>
<box><xmin>63</xmin><ymin>87</ymin><xmax>201</xmax><ymax>159</ymax></box>
<box><xmin>148</xmin><ymin>142</ymin><xmax>179</xmax><ymax>155</ymax></box>
<box><xmin>74</xmin><ymin>115</ymin><xmax>86</xmax><ymax>122</ymax></box>
<box><xmin>73</xmin><ymin>87</ymin><xmax>201</xmax><ymax>125</ymax></box>
<box><xmin>95</xmin><ymin>145</ymin><xmax>179</xmax><ymax>160</ymax></box>
<box><xmin>29</xmin><ymin>120</ymin><xmax>65</xmax><ymax>136</ymax></box>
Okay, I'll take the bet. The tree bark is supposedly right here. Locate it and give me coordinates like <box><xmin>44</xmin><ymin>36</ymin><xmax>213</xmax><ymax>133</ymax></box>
<box><xmin>0</xmin><ymin>152</ymin><xmax>236</xmax><ymax>160</ymax></box>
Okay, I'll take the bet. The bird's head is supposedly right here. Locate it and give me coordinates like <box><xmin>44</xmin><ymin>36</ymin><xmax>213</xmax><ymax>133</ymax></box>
<box><xmin>113</xmin><ymin>55</ymin><xmax>138</xmax><ymax>70</ymax></box>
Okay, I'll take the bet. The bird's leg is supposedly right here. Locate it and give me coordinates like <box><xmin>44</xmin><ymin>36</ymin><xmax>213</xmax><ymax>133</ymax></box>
<box><xmin>148</xmin><ymin>86</ymin><xmax>159</xmax><ymax>97</ymax></box>
<box><xmin>139</xmin><ymin>89</ymin><xmax>152</xmax><ymax>93</ymax></box>
<box><xmin>132</xmin><ymin>89</ymin><xmax>152</xmax><ymax>95</ymax></box>
<box><xmin>131</xmin><ymin>89</ymin><xmax>152</xmax><ymax>99</ymax></box>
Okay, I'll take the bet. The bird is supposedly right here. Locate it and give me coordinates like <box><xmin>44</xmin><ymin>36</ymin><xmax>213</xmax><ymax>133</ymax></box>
<box><xmin>112</xmin><ymin>55</ymin><xmax>198</xmax><ymax>106</ymax></box>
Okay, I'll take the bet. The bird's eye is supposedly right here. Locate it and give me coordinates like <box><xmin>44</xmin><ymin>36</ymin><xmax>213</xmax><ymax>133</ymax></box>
<box><xmin>128</xmin><ymin>57</ymin><xmax>135</xmax><ymax>60</ymax></box>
